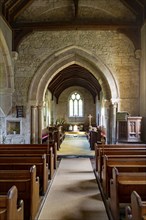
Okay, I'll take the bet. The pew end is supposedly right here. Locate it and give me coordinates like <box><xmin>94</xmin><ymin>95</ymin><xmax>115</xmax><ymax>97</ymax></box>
<box><xmin>0</xmin><ymin>185</ymin><xmax>24</xmax><ymax>220</ymax></box>
<box><xmin>125</xmin><ymin>191</ymin><xmax>146</xmax><ymax>220</ymax></box>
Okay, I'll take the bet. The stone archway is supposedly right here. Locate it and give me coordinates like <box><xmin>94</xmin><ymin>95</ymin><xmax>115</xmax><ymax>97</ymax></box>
<box><xmin>28</xmin><ymin>46</ymin><xmax>119</xmax><ymax>143</ymax></box>
<box><xmin>0</xmin><ymin>30</ymin><xmax>14</xmax><ymax>117</ymax></box>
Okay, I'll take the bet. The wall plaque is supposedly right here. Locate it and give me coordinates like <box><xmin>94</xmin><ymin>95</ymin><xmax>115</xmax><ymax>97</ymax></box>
<box><xmin>16</xmin><ymin>106</ymin><xmax>24</xmax><ymax>117</ymax></box>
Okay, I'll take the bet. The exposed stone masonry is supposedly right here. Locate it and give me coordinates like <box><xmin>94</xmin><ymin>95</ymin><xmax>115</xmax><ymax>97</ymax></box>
<box><xmin>15</xmin><ymin>30</ymin><xmax>140</xmax><ymax>115</ymax></box>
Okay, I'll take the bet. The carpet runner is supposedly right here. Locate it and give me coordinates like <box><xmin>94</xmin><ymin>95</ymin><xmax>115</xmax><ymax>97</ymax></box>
<box><xmin>57</xmin><ymin>132</ymin><xmax>94</xmax><ymax>157</ymax></box>
<box><xmin>37</xmin><ymin>158</ymin><xmax>109</xmax><ymax>220</ymax></box>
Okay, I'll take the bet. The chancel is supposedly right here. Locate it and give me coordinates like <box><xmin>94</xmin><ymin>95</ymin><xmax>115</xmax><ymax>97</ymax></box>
<box><xmin>0</xmin><ymin>1</ymin><xmax>146</xmax><ymax>220</ymax></box>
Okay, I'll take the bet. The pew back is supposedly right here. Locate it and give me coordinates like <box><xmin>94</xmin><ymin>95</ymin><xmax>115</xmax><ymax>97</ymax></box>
<box><xmin>0</xmin><ymin>186</ymin><xmax>24</xmax><ymax>220</ymax></box>
<box><xmin>125</xmin><ymin>191</ymin><xmax>146</xmax><ymax>220</ymax></box>
<box><xmin>110</xmin><ymin>167</ymin><xmax>146</xmax><ymax>220</ymax></box>
<box><xmin>0</xmin><ymin>165</ymin><xmax>40</xmax><ymax>220</ymax></box>
<box><xmin>102</xmin><ymin>155</ymin><xmax>146</xmax><ymax>197</ymax></box>
<box><xmin>0</xmin><ymin>146</ymin><xmax>54</xmax><ymax>179</ymax></box>
<box><xmin>97</xmin><ymin>147</ymin><xmax>146</xmax><ymax>173</ymax></box>
<box><xmin>0</xmin><ymin>154</ymin><xmax>48</xmax><ymax>195</ymax></box>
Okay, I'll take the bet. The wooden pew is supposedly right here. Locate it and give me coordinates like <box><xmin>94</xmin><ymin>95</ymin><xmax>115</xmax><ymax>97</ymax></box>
<box><xmin>125</xmin><ymin>191</ymin><xmax>146</xmax><ymax>220</ymax></box>
<box><xmin>48</xmin><ymin>126</ymin><xmax>65</xmax><ymax>150</ymax></box>
<box><xmin>0</xmin><ymin>165</ymin><xmax>40</xmax><ymax>220</ymax></box>
<box><xmin>95</xmin><ymin>143</ymin><xmax>146</xmax><ymax>155</ymax></box>
<box><xmin>97</xmin><ymin>147</ymin><xmax>146</xmax><ymax>178</ymax></box>
<box><xmin>42</xmin><ymin>129</ymin><xmax>58</xmax><ymax>169</ymax></box>
<box><xmin>95</xmin><ymin>143</ymin><xmax>146</xmax><ymax>171</ymax></box>
<box><xmin>0</xmin><ymin>144</ymin><xmax>54</xmax><ymax>179</ymax></box>
<box><xmin>110</xmin><ymin>167</ymin><xmax>146</xmax><ymax>220</ymax></box>
<box><xmin>0</xmin><ymin>154</ymin><xmax>48</xmax><ymax>195</ymax></box>
<box><xmin>0</xmin><ymin>185</ymin><xmax>24</xmax><ymax>220</ymax></box>
<box><xmin>49</xmin><ymin>142</ymin><xmax>57</xmax><ymax>169</ymax></box>
<box><xmin>102</xmin><ymin>155</ymin><xmax>146</xmax><ymax>197</ymax></box>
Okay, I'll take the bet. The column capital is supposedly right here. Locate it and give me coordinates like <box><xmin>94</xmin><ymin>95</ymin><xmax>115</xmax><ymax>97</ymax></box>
<box><xmin>110</xmin><ymin>98</ymin><xmax>119</xmax><ymax>106</ymax></box>
<box><xmin>31</xmin><ymin>105</ymin><xmax>37</xmax><ymax>109</ymax></box>
<box><xmin>11</xmin><ymin>51</ymin><xmax>18</xmax><ymax>60</ymax></box>
<box><xmin>135</xmin><ymin>49</ymin><xmax>141</xmax><ymax>59</ymax></box>
<box><xmin>103</xmin><ymin>99</ymin><xmax>111</xmax><ymax>108</ymax></box>
<box><xmin>38</xmin><ymin>105</ymin><xmax>43</xmax><ymax>109</ymax></box>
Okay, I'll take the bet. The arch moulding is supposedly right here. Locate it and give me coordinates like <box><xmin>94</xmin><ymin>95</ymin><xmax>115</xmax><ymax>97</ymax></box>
<box><xmin>28</xmin><ymin>46</ymin><xmax>119</xmax><ymax>106</ymax></box>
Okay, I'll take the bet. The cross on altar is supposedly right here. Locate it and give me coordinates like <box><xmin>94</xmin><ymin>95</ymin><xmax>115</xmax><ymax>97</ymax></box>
<box><xmin>88</xmin><ymin>114</ymin><xmax>92</xmax><ymax>126</ymax></box>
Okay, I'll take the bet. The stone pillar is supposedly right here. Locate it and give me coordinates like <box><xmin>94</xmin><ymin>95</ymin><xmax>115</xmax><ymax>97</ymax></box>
<box><xmin>103</xmin><ymin>100</ymin><xmax>110</xmax><ymax>144</ymax></box>
<box><xmin>31</xmin><ymin>106</ymin><xmax>37</xmax><ymax>144</ymax></box>
<box><xmin>51</xmin><ymin>100</ymin><xmax>54</xmax><ymax>126</ymax></box>
<box><xmin>140</xmin><ymin>22</ymin><xmax>146</xmax><ymax>142</ymax></box>
<box><xmin>110</xmin><ymin>102</ymin><xmax>118</xmax><ymax>143</ymax></box>
<box><xmin>38</xmin><ymin>105</ymin><xmax>42</xmax><ymax>144</ymax></box>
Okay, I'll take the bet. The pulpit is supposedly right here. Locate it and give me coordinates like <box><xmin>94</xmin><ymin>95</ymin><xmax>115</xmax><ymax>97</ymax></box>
<box><xmin>117</xmin><ymin>116</ymin><xmax>142</xmax><ymax>143</ymax></box>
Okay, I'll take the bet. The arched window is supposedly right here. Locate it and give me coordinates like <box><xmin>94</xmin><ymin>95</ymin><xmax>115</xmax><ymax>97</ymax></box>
<box><xmin>69</xmin><ymin>92</ymin><xmax>83</xmax><ymax>117</ymax></box>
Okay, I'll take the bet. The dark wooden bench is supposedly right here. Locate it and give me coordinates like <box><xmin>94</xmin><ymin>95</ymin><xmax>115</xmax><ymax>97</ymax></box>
<box><xmin>97</xmin><ymin>147</ymin><xmax>146</xmax><ymax>178</ymax></box>
<box><xmin>125</xmin><ymin>191</ymin><xmax>146</xmax><ymax>220</ymax></box>
<box><xmin>42</xmin><ymin>129</ymin><xmax>58</xmax><ymax>169</ymax></box>
<box><xmin>0</xmin><ymin>165</ymin><xmax>40</xmax><ymax>220</ymax></box>
<box><xmin>110</xmin><ymin>167</ymin><xmax>146</xmax><ymax>220</ymax></box>
<box><xmin>95</xmin><ymin>143</ymin><xmax>146</xmax><ymax>171</ymax></box>
<box><xmin>0</xmin><ymin>154</ymin><xmax>48</xmax><ymax>195</ymax></box>
<box><xmin>95</xmin><ymin>143</ymin><xmax>146</xmax><ymax>155</ymax></box>
<box><xmin>48</xmin><ymin>126</ymin><xmax>65</xmax><ymax>150</ymax></box>
<box><xmin>0</xmin><ymin>144</ymin><xmax>55</xmax><ymax>179</ymax></box>
<box><xmin>102</xmin><ymin>155</ymin><xmax>146</xmax><ymax>197</ymax></box>
<box><xmin>0</xmin><ymin>185</ymin><xmax>24</xmax><ymax>220</ymax></box>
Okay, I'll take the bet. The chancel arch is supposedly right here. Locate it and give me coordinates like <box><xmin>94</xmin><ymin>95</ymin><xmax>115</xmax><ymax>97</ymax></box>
<box><xmin>28</xmin><ymin>46</ymin><xmax>119</xmax><ymax>143</ymax></box>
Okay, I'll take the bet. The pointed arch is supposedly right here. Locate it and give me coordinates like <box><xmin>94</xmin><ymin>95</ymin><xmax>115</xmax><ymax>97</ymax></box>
<box><xmin>28</xmin><ymin>46</ymin><xmax>119</xmax><ymax>105</ymax></box>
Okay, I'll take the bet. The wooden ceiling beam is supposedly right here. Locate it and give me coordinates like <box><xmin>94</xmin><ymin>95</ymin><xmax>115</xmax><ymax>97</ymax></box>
<box><xmin>73</xmin><ymin>0</ymin><xmax>79</xmax><ymax>18</ymax></box>
<box><xmin>12</xmin><ymin>21</ymin><xmax>140</xmax><ymax>51</ymax></box>
<box><xmin>51</xmin><ymin>77</ymin><xmax>100</xmax><ymax>94</ymax></box>
<box><xmin>2</xmin><ymin>0</ymin><xmax>19</xmax><ymax>21</ymax></box>
<box><xmin>9</xmin><ymin>0</ymin><xmax>34</xmax><ymax>23</ymax></box>
<box><xmin>12</xmin><ymin>21</ymin><xmax>139</xmax><ymax>30</ymax></box>
<box><xmin>120</xmin><ymin>0</ymin><xmax>144</xmax><ymax>23</ymax></box>
<box><xmin>136</xmin><ymin>0</ymin><xmax>146</xmax><ymax>20</ymax></box>
<box><xmin>7</xmin><ymin>0</ymin><xmax>22</xmax><ymax>22</ymax></box>
<box><xmin>12</xmin><ymin>23</ymin><xmax>140</xmax><ymax>51</ymax></box>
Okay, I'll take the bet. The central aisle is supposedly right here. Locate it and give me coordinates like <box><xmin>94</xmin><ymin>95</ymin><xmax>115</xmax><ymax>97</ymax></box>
<box><xmin>58</xmin><ymin>133</ymin><xmax>94</xmax><ymax>156</ymax></box>
<box><xmin>38</xmin><ymin>158</ymin><xmax>109</xmax><ymax>220</ymax></box>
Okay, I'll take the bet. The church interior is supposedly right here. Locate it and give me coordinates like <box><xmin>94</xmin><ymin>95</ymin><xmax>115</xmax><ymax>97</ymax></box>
<box><xmin>0</xmin><ymin>1</ymin><xmax>146</xmax><ymax>220</ymax></box>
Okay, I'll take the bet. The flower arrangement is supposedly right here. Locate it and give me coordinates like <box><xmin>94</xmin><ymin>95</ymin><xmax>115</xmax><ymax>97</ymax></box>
<box><xmin>55</xmin><ymin>118</ymin><xmax>66</xmax><ymax>125</ymax></box>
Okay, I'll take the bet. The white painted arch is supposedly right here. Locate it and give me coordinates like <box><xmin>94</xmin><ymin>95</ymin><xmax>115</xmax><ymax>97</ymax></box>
<box><xmin>28</xmin><ymin>46</ymin><xmax>119</xmax><ymax>105</ymax></box>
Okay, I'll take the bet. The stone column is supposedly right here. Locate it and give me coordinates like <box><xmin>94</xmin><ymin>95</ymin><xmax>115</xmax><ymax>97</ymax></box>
<box><xmin>103</xmin><ymin>100</ymin><xmax>110</xmax><ymax>144</ymax></box>
<box><xmin>51</xmin><ymin>100</ymin><xmax>54</xmax><ymax>126</ymax></box>
<box><xmin>31</xmin><ymin>106</ymin><xmax>37</xmax><ymax>144</ymax></box>
<box><xmin>110</xmin><ymin>102</ymin><xmax>118</xmax><ymax>143</ymax></box>
<box><xmin>38</xmin><ymin>105</ymin><xmax>42</xmax><ymax>144</ymax></box>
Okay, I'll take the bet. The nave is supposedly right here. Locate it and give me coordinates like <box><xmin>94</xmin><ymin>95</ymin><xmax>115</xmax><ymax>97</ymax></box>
<box><xmin>37</xmin><ymin>132</ymin><xmax>146</xmax><ymax>220</ymax></box>
<box><xmin>36</xmin><ymin>133</ymin><xmax>110</xmax><ymax>220</ymax></box>
<box><xmin>37</xmin><ymin>157</ymin><xmax>109</xmax><ymax>220</ymax></box>
<box><xmin>0</xmin><ymin>133</ymin><xmax>146</xmax><ymax>220</ymax></box>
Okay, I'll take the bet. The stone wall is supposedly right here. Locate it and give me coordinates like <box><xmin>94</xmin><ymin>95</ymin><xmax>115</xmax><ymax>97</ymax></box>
<box><xmin>11</xmin><ymin>29</ymin><xmax>140</xmax><ymax>142</ymax></box>
<box><xmin>14</xmin><ymin>30</ymin><xmax>139</xmax><ymax>115</ymax></box>
<box><xmin>55</xmin><ymin>86</ymin><xmax>96</xmax><ymax>127</ymax></box>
